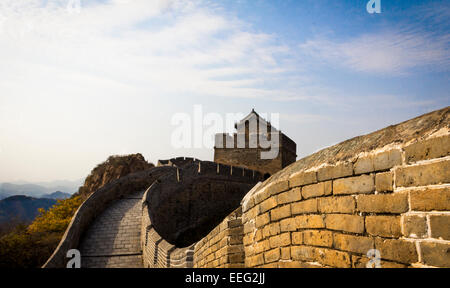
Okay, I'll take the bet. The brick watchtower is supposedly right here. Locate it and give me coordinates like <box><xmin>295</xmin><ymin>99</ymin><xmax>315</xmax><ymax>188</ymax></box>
<box><xmin>214</xmin><ymin>109</ymin><xmax>297</xmax><ymax>178</ymax></box>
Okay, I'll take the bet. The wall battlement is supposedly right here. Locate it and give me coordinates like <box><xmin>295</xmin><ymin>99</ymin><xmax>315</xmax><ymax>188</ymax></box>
<box><xmin>143</xmin><ymin>161</ymin><xmax>262</xmax><ymax>248</ymax></box>
<box><xmin>157</xmin><ymin>157</ymin><xmax>200</xmax><ymax>168</ymax></box>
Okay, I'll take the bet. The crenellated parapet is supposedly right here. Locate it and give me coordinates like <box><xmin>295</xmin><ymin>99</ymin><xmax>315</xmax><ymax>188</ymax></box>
<box><xmin>157</xmin><ymin>157</ymin><xmax>200</xmax><ymax>168</ymax></box>
<box><xmin>142</xmin><ymin>161</ymin><xmax>262</xmax><ymax>249</ymax></box>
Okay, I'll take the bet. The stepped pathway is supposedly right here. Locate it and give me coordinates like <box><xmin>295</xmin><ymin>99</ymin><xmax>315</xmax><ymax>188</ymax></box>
<box><xmin>78</xmin><ymin>191</ymin><xmax>144</xmax><ymax>268</ymax></box>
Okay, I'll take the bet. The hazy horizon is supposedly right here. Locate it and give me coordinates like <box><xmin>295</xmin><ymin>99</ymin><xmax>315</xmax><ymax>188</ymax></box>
<box><xmin>1</xmin><ymin>0</ymin><xmax>449</xmax><ymax>183</ymax></box>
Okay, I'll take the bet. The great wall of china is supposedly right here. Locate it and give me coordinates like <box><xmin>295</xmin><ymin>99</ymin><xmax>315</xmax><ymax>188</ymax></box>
<box><xmin>44</xmin><ymin>107</ymin><xmax>449</xmax><ymax>268</ymax></box>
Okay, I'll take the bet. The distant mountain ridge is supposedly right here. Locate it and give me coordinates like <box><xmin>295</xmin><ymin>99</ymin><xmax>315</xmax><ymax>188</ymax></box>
<box><xmin>0</xmin><ymin>195</ymin><xmax>57</xmax><ymax>224</ymax></box>
<box><xmin>41</xmin><ymin>191</ymin><xmax>71</xmax><ymax>200</ymax></box>
<box><xmin>0</xmin><ymin>179</ymin><xmax>82</xmax><ymax>200</ymax></box>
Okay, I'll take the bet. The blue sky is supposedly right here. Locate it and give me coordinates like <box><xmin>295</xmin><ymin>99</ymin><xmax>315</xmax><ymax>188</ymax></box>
<box><xmin>0</xmin><ymin>0</ymin><xmax>449</xmax><ymax>182</ymax></box>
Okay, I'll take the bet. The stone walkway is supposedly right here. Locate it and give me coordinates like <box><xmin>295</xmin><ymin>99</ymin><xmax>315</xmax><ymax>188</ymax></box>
<box><xmin>78</xmin><ymin>191</ymin><xmax>144</xmax><ymax>268</ymax></box>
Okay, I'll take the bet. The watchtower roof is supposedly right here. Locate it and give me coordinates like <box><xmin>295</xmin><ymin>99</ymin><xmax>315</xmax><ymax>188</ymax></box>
<box><xmin>235</xmin><ymin>109</ymin><xmax>278</xmax><ymax>132</ymax></box>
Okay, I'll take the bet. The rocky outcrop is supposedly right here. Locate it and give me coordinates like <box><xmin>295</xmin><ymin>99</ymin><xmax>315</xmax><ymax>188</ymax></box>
<box><xmin>76</xmin><ymin>153</ymin><xmax>154</xmax><ymax>199</ymax></box>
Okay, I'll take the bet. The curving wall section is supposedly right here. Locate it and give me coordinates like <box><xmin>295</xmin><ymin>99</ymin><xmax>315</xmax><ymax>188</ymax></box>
<box><xmin>143</xmin><ymin>161</ymin><xmax>262</xmax><ymax>247</ymax></box>
<box><xmin>43</xmin><ymin>166</ymin><xmax>173</xmax><ymax>268</ymax></box>
<box><xmin>140</xmin><ymin>161</ymin><xmax>262</xmax><ymax>267</ymax></box>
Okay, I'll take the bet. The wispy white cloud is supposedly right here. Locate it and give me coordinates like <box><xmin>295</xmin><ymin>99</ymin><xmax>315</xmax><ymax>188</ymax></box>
<box><xmin>299</xmin><ymin>29</ymin><xmax>450</xmax><ymax>75</ymax></box>
<box><xmin>0</xmin><ymin>0</ymin><xmax>298</xmax><ymax>101</ymax></box>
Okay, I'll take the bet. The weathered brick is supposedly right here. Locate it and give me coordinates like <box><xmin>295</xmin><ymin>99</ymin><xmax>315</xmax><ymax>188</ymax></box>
<box><xmin>255</xmin><ymin>229</ymin><xmax>263</xmax><ymax>241</ymax></box>
<box><xmin>395</xmin><ymin>159</ymin><xmax>450</xmax><ymax>187</ymax></box>
<box><xmin>333</xmin><ymin>233</ymin><xmax>374</xmax><ymax>254</ymax></box>
<box><xmin>365</xmin><ymin>216</ymin><xmax>402</xmax><ymax>238</ymax></box>
<box><xmin>281</xmin><ymin>247</ymin><xmax>290</xmax><ymax>260</ymax></box>
<box><xmin>318</xmin><ymin>196</ymin><xmax>355</xmax><ymax>213</ymax></box>
<box><xmin>277</xmin><ymin>188</ymin><xmax>301</xmax><ymax>205</ymax></box>
<box><xmin>263</xmin><ymin>222</ymin><xmax>280</xmax><ymax>238</ymax></box>
<box><xmin>295</xmin><ymin>215</ymin><xmax>325</xmax><ymax>229</ymax></box>
<box><xmin>356</xmin><ymin>192</ymin><xmax>408</xmax><ymax>213</ymax></box>
<box><xmin>253</xmin><ymin>188</ymin><xmax>271</xmax><ymax>205</ymax></box>
<box><xmin>292</xmin><ymin>232</ymin><xmax>303</xmax><ymax>244</ymax></box>
<box><xmin>245</xmin><ymin>254</ymin><xmax>264</xmax><ymax>267</ymax></box>
<box><xmin>280</xmin><ymin>218</ymin><xmax>296</xmax><ymax>232</ymax></box>
<box><xmin>243</xmin><ymin>221</ymin><xmax>255</xmax><ymax>235</ymax></box>
<box><xmin>291</xmin><ymin>198</ymin><xmax>318</xmax><ymax>214</ymax></box>
<box><xmin>229</xmin><ymin>235</ymin><xmax>241</xmax><ymax>245</ymax></box>
<box><xmin>270</xmin><ymin>205</ymin><xmax>291</xmax><ymax>221</ymax></box>
<box><xmin>267</xmin><ymin>180</ymin><xmax>289</xmax><ymax>196</ymax></box>
<box><xmin>405</xmin><ymin>135</ymin><xmax>450</xmax><ymax>163</ymax></box>
<box><xmin>218</xmin><ymin>237</ymin><xmax>229</xmax><ymax>248</ymax></box>
<box><xmin>242</xmin><ymin>206</ymin><xmax>258</xmax><ymax>224</ymax></box>
<box><xmin>410</xmin><ymin>187</ymin><xmax>450</xmax><ymax>211</ymax></box>
<box><xmin>420</xmin><ymin>242</ymin><xmax>450</xmax><ymax>267</ymax></box>
<box><xmin>242</xmin><ymin>196</ymin><xmax>255</xmax><ymax>213</ymax></box>
<box><xmin>289</xmin><ymin>170</ymin><xmax>317</xmax><ymax>188</ymax></box>
<box><xmin>316</xmin><ymin>248</ymin><xmax>351</xmax><ymax>268</ymax></box>
<box><xmin>258</xmin><ymin>197</ymin><xmax>277</xmax><ymax>214</ymax></box>
<box><xmin>333</xmin><ymin>174</ymin><xmax>374</xmax><ymax>195</ymax></box>
<box><xmin>264</xmin><ymin>248</ymin><xmax>280</xmax><ymax>263</ymax></box>
<box><xmin>269</xmin><ymin>232</ymin><xmax>291</xmax><ymax>248</ymax></box>
<box><xmin>429</xmin><ymin>215</ymin><xmax>450</xmax><ymax>240</ymax></box>
<box><xmin>243</xmin><ymin>233</ymin><xmax>254</xmax><ymax>246</ymax></box>
<box><xmin>227</xmin><ymin>218</ymin><xmax>242</xmax><ymax>229</ymax></box>
<box><xmin>373</xmin><ymin>149</ymin><xmax>402</xmax><ymax>171</ymax></box>
<box><xmin>354</xmin><ymin>155</ymin><xmax>374</xmax><ymax>175</ymax></box>
<box><xmin>253</xmin><ymin>240</ymin><xmax>269</xmax><ymax>254</ymax></box>
<box><xmin>402</xmin><ymin>215</ymin><xmax>428</xmax><ymax>238</ymax></box>
<box><xmin>227</xmin><ymin>226</ymin><xmax>243</xmax><ymax>236</ymax></box>
<box><xmin>375</xmin><ymin>238</ymin><xmax>418</xmax><ymax>264</ymax></box>
<box><xmin>302</xmin><ymin>181</ymin><xmax>332</xmax><ymax>199</ymax></box>
<box><xmin>325</xmin><ymin>214</ymin><xmax>364</xmax><ymax>234</ymax></box>
<box><xmin>291</xmin><ymin>245</ymin><xmax>316</xmax><ymax>262</ymax></box>
<box><xmin>317</xmin><ymin>162</ymin><xmax>353</xmax><ymax>181</ymax></box>
<box><xmin>255</xmin><ymin>213</ymin><xmax>270</xmax><ymax>228</ymax></box>
<box><xmin>302</xmin><ymin>230</ymin><xmax>333</xmax><ymax>247</ymax></box>
<box><xmin>375</xmin><ymin>172</ymin><xmax>393</xmax><ymax>192</ymax></box>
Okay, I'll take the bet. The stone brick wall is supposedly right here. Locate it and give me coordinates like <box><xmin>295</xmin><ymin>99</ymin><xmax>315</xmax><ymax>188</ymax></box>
<box><xmin>193</xmin><ymin>207</ymin><xmax>245</xmax><ymax>268</ymax></box>
<box><xmin>239</xmin><ymin>133</ymin><xmax>449</xmax><ymax>268</ymax></box>
<box><xmin>141</xmin><ymin>200</ymin><xmax>195</xmax><ymax>268</ymax></box>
